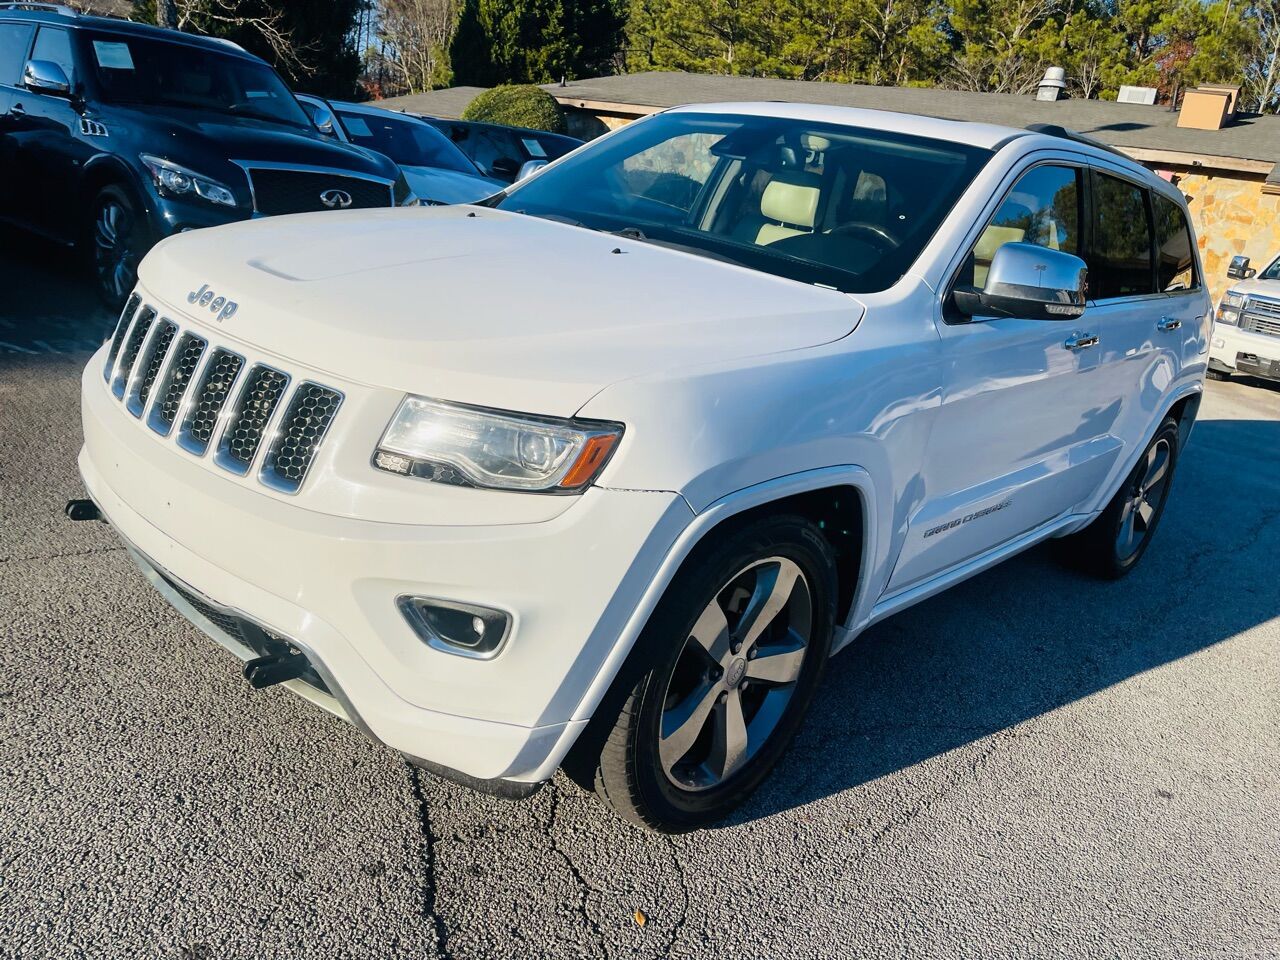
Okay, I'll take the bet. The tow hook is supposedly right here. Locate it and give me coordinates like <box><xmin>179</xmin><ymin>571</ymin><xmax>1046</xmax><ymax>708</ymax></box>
<box><xmin>64</xmin><ymin>499</ymin><xmax>102</xmax><ymax>521</ymax></box>
<box><xmin>243</xmin><ymin>652</ymin><xmax>309</xmax><ymax>689</ymax></box>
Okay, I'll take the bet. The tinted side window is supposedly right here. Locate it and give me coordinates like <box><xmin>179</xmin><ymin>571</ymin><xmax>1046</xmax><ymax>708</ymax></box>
<box><xmin>1153</xmin><ymin>193</ymin><xmax>1198</xmax><ymax>291</ymax></box>
<box><xmin>1092</xmin><ymin>172</ymin><xmax>1154</xmax><ymax>298</ymax></box>
<box><xmin>31</xmin><ymin>26</ymin><xmax>76</xmax><ymax>87</ymax></box>
<box><xmin>967</xmin><ymin>164</ymin><xmax>1081</xmax><ymax>288</ymax></box>
<box><xmin>0</xmin><ymin>22</ymin><xmax>35</xmax><ymax>86</ymax></box>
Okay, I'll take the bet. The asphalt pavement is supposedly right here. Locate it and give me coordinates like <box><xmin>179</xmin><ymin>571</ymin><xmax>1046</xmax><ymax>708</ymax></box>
<box><xmin>1</xmin><ymin>227</ymin><xmax>1277</xmax><ymax>959</ymax></box>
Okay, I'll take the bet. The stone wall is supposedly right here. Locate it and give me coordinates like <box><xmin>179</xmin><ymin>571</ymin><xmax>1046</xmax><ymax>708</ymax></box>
<box><xmin>1175</xmin><ymin>170</ymin><xmax>1277</xmax><ymax>305</ymax></box>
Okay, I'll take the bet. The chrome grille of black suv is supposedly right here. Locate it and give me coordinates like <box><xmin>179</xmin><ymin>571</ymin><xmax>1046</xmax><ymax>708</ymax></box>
<box><xmin>103</xmin><ymin>294</ymin><xmax>342</xmax><ymax>493</ymax></box>
<box><xmin>246</xmin><ymin>168</ymin><xmax>392</xmax><ymax>215</ymax></box>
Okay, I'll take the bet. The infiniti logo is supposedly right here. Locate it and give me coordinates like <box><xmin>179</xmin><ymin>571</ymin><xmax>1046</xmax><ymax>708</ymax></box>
<box><xmin>320</xmin><ymin>188</ymin><xmax>353</xmax><ymax>209</ymax></box>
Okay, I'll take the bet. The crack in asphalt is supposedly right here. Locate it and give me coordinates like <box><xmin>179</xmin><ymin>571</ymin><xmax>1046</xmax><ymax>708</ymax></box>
<box><xmin>661</xmin><ymin>836</ymin><xmax>692</xmax><ymax>958</ymax></box>
<box><xmin>407</xmin><ymin>763</ymin><xmax>452</xmax><ymax>959</ymax></box>
<box><xmin>545</xmin><ymin>786</ymin><xmax>609</xmax><ymax>958</ymax></box>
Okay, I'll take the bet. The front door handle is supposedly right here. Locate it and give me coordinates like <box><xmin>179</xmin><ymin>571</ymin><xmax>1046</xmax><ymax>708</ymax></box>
<box><xmin>9</xmin><ymin>102</ymin><xmax>24</xmax><ymax>117</ymax></box>
<box><xmin>1064</xmin><ymin>332</ymin><xmax>1099</xmax><ymax>351</ymax></box>
<box><xmin>1157</xmin><ymin>316</ymin><xmax>1182</xmax><ymax>331</ymax></box>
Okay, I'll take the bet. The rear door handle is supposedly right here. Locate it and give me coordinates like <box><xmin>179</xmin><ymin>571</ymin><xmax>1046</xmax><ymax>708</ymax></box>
<box><xmin>1157</xmin><ymin>316</ymin><xmax>1182</xmax><ymax>331</ymax></box>
<box><xmin>9</xmin><ymin>102</ymin><xmax>24</xmax><ymax>117</ymax></box>
<box><xmin>1064</xmin><ymin>332</ymin><xmax>1099</xmax><ymax>351</ymax></box>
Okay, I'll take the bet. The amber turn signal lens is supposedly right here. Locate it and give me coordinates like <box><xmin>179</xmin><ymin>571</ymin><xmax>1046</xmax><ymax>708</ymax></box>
<box><xmin>558</xmin><ymin>433</ymin><xmax>620</xmax><ymax>489</ymax></box>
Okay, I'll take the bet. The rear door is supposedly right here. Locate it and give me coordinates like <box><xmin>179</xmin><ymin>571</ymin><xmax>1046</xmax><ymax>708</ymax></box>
<box><xmin>1082</xmin><ymin>169</ymin><xmax>1201</xmax><ymax>494</ymax></box>
<box><xmin>887</xmin><ymin>160</ymin><xmax>1117</xmax><ymax>594</ymax></box>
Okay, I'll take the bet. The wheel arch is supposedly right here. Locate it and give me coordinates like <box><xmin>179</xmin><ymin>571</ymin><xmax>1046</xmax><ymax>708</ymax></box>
<box><xmin>79</xmin><ymin>155</ymin><xmax>151</xmax><ymax>237</ymax></box>
<box><xmin>557</xmin><ymin>467</ymin><xmax>876</xmax><ymax>786</ymax></box>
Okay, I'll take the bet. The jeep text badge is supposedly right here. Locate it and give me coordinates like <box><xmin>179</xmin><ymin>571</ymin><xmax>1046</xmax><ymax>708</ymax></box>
<box><xmin>187</xmin><ymin>283</ymin><xmax>239</xmax><ymax>322</ymax></box>
<box><xmin>320</xmin><ymin>189</ymin><xmax>353</xmax><ymax>209</ymax></box>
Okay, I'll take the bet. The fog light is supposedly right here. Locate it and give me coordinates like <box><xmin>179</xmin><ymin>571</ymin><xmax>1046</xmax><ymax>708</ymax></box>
<box><xmin>1213</xmin><ymin>336</ymin><xmax>1225</xmax><ymax>349</ymax></box>
<box><xmin>397</xmin><ymin>596</ymin><xmax>511</xmax><ymax>659</ymax></box>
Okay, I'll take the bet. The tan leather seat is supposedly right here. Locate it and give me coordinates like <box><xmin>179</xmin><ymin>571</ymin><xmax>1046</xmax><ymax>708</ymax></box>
<box><xmin>756</xmin><ymin>177</ymin><xmax>821</xmax><ymax>246</ymax></box>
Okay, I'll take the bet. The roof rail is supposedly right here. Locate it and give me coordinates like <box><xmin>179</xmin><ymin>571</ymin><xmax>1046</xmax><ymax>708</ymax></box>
<box><xmin>0</xmin><ymin>2</ymin><xmax>78</xmax><ymax>13</ymax></box>
<box><xmin>1024</xmin><ymin>123</ymin><xmax>1132</xmax><ymax>161</ymax></box>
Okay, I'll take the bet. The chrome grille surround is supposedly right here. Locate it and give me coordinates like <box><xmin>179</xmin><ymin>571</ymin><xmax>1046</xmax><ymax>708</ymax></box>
<box><xmin>125</xmin><ymin>319</ymin><xmax>177</xmax><ymax>418</ymax></box>
<box><xmin>176</xmin><ymin>348</ymin><xmax>245</xmax><ymax>456</ymax></box>
<box><xmin>103</xmin><ymin>292</ymin><xmax>342</xmax><ymax>494</ymax></box>
<box><xmin>261</xmin><ymin>382</ymin><xmax>344</xmax><ymax>494</ymax></box>
<box><xmin>147</xmin><ymin>332</ymin><xmax>207</xmax><ymax>436</ymax></box>
<box><xmin>104</xmin><ymin>293</ymin><xmax>142</xmax><ymax>382</ymax></box>
<box><xmin>1242</xmin><ymin>296</ymin><xmax>1280</xmax><ymax>338</ymax></box>
<box><xmin>110</xmin><ymin>306</ymin><xmax>155</xmax><ymax>398</ymax></box>
<box><xmin>213</xmin><ymin>364</ymin><xmax>291</xmax><ymax>475</ymax></box>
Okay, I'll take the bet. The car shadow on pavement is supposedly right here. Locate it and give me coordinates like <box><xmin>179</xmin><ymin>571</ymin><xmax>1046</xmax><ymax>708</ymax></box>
<box><xmin>0</xmin><ymin>226</ymin><xmax>114</xmax><ymax>358</ymax></box>
<box><xmin>735</xmin><ymin>413</ymin><xmax>1280</xmax><ymax>826</ymax></box>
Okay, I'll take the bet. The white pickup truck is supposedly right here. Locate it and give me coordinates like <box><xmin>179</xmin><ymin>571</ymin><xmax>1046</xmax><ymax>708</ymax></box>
<box><xmin>76</xmin><ymin>103</ymin><xmax>1210</xmax><ymax>831</ymax></box>
<box><xmin>1209</xmin><ymin>253</ymin><xmax>1280</xmax><ymax>383</ymax></box>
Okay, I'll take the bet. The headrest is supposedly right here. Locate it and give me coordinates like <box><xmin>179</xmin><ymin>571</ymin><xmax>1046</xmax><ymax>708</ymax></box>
<box><xmin>761</xmin><ymin>177</ymin><xmax>820</xmax><ymax>228</ymax></box>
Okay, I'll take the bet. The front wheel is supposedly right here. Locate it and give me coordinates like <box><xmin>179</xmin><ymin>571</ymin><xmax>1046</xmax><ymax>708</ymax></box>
<box><xmin>589</xmin><ymin>516</ymin><xmax>837</xmax><ymax>832</ymax></box>
<box><xmin>88</xmin><ymin>185</ymin><xmax>150</xmax><ymax>310</ymax></box>
<box><xmin>1056</xmin><ymin>416</ymin><xmax>1181</xmax><ymax>579</ymax></box>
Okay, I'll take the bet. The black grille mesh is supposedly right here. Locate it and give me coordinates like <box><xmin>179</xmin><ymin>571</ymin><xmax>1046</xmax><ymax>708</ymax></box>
<box><xmin>179</xmin><ymin>350</ymin><xmax>243</xmax><ymax>454</ymax></box>
<box><xmin>248</xmin><ymin>168</ymin><xmax>391</xmax><ymax>216</ymax></box>
<box><xmin>263</xmin><ymin>383</ymin><xmax>343</xmax><ymax>492</ymax></box>
<box><xmin>220</xmin><ymin>366</ymin><xmax>289</xmax><ymax>468</ymax></box>
<box><xmin>152</xmin><ymin>333</ymin><xmax>207</xmax><ymax>433</ymax></box>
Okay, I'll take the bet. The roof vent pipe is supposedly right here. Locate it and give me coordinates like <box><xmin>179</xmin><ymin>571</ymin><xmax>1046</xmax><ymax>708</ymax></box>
<box><xmin>1036</xmin><ymin>66</ymin><xmax>1067</xmax><ymax>102</ymax></box>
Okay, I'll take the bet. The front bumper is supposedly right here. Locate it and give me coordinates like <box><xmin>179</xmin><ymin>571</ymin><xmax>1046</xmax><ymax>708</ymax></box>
<box><xmin>1209</xmin><ymin>320</ymin><xmax>1280</xmax><ymax>380</ymax></box>
<box><xmin>80</xmin><ymin>347</ymin><xmax>692</xmax><ymax>786</ymax></box>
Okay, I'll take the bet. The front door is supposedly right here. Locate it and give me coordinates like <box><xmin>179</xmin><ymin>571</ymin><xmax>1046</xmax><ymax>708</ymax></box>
<box><xmin>9</xmin><ymin>25</ymin><xmax>87</xmax><ymax>243</ymax></box>
<box><xmin>886</xmin><ymin>162</ymin><xmax>1120</xmax><ymax>595</ymax></box>
<box><xmin>0</xmin><ymin>20</ymin><xmax>36</xmax><ymax>226</ymax></box>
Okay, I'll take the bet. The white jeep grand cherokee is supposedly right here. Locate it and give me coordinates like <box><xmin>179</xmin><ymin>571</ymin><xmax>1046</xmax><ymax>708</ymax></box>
<box><xmin>78</xmin><ymin>103</ymin><xmax>1210</xmax><ymax>831</ymax></box>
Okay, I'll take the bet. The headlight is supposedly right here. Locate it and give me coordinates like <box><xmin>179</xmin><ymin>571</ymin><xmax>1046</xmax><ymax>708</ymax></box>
<box><xmin>140</xmin><ymin>154</ymin><xmax>236</xmax><ymax>207</ymax></box>
<box><xmin>1217</xmin><ymin>290</ymin><xmax>1245</xmax><ymax>325</ymax></box>
<box><xmin>374</xmin><ymin>397</ymin><xmax>623</xmax><ymax>493</ymax></box>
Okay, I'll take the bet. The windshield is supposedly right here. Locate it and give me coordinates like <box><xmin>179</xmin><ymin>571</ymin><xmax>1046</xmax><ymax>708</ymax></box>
<box><xmin>494</xmin><ymin>113</ymin><xmax>991</xmax><ymax>293</ymax></box>
<box><xmin>336</xmin><ymin>110</ymin><xmax>478</xmax><ymax>174</ymax></box>
<box><xmin>81</xmin><ymin>31</ymin><xmax>310</xmax><ymax>129</ymax></box>
<box><xmin>1260</xmin><ymin>256</ymin><xmax>1280</xmax><ymax>281</ymax></box>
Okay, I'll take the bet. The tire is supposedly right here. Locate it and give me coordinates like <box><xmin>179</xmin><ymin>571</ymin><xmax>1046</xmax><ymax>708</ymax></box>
<box><xmin>88</xmin><ymin>185</ymin><xmax>150</xmax><ymax>310</ymax></box>
<box><xmin>589</xmin><ymin>515</ymin><xmax>837</xmax><ymax>832</ymax></box>
<box><xmin>1206</xmin><ymin>368</ymin><xmax>1232</xmax><ymax>382</ymax></box>
<box><xmin>1056</xmin><ymin>416</ymin><xmax>1181</xmax><ymax>580</ymax></box>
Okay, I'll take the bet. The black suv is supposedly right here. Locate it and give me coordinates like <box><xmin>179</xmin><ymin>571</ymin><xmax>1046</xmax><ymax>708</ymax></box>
<box><xmin>0</xmin><ymin>4</ymin><xmax>412</xmax><ymax>305</ymax></box>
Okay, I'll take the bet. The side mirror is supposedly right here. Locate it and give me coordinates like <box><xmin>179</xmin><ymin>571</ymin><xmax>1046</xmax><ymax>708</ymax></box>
<box><xmin>309</xmin><ymin>104</ymin><xmax>338</xmax><ymax>138</ymax></box>
<box><xmin>515</xmin><ymin>159</ymin><xmax>548</xmax><ymax>182</ymax></box>
<box><xmin>1227</xmin><ymin>255</ymin><xmax>1255</xmax><ymax>280</ymax></box>
<box><xmin>22</xmin><ymin>59</ymin><xmax>71</xmax><ymax>97</ymax></box>
<box><xmin>954</xmin><ymin>242</ymin><xmax>1088</xmax><ymax>321</ymax></box>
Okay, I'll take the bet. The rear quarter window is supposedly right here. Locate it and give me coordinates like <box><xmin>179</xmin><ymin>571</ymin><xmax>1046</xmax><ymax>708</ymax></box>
<box><xmin>1153</xmin><ymin>193</ymin><xmax>1198</xmax><ymax>292</ymax></box>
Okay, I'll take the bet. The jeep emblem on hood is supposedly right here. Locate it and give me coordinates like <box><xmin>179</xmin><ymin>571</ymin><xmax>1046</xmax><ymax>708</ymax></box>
<box><xmin>187</xmin><ymin>283</ymin><xmax>239</xmax><ymax>322</ymax></box>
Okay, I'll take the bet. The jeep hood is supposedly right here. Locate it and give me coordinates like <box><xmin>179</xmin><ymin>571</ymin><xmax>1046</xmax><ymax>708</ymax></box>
<box><xmin>138</xmin><ymin>206</ymin><xmax>863</xmax><ymax>417</ymax></box>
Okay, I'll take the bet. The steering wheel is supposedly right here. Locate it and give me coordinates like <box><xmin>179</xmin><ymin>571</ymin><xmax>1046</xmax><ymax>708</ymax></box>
<box><xmin>828</xmin><ymin>221</ymin><xmax>902</xmax><ymax>251</ymax></box>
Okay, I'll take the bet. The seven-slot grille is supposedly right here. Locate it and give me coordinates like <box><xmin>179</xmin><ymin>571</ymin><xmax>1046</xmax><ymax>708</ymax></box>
<box><xmin>104</xmin><ymin>298</ymin><xmax>343</xmax><ymax>494</ymax></box>
<box><xmin>1242</xmin><ymin>297</ymin><xmax>1280</xmax><ymax>338</ymax></box>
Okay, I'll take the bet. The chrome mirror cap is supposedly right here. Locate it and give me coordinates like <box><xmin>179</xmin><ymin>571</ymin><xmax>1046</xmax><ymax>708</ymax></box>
<box><xmin>22</xmin><ymin>59</ymin><xmax>71</xmax><ymax>96</ymax></box>
<box><xmin>515</xmin><ymin>159</ymin><xmax>548</xmax><ymax>182</ymax></box>
<box><xmin>957</xmin><ymin>242</ymin><xmax>1088</xmax><ymax>321</ymax></box>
